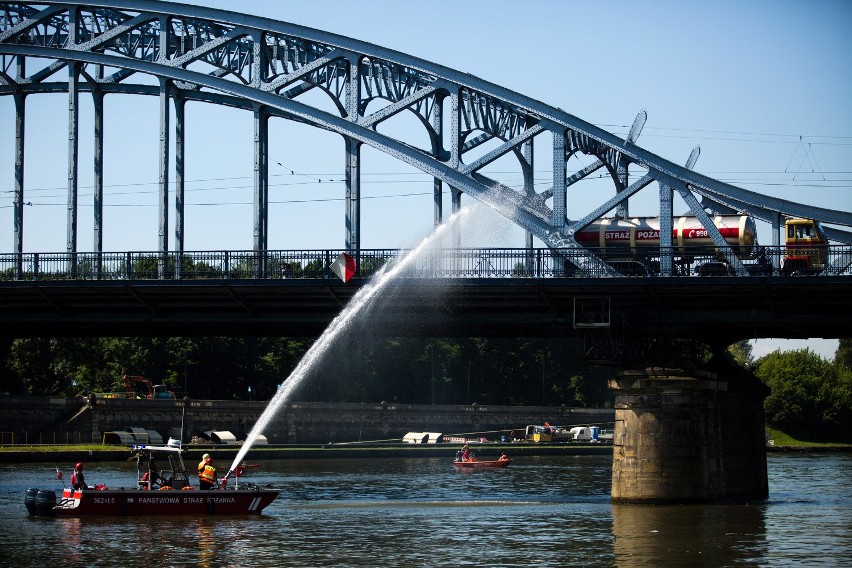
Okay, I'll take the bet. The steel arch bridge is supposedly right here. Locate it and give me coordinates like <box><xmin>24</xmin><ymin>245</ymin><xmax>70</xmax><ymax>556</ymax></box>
<box><xmin>2</xmin><ymin>0</ymin><xmax>852</xmax><ymax>279</ymax></box>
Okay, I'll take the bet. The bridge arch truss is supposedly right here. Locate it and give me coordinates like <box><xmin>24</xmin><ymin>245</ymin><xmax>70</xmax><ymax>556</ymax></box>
<box><xmin>3</xmin><ymin>0</ymin><xmax>852</xmax><ymax>278</ymax></box>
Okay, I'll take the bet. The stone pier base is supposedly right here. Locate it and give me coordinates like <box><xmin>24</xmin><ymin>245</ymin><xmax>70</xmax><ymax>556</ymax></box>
<box><xmin>609</xmin><ymin>366</ymin><xmax>768</xmax><ymax>503</ymax></box>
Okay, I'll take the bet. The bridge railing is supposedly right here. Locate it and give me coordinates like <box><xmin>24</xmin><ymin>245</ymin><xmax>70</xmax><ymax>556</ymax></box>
<box><xmin>1</xmin><ymin>246</ymin><xmax>850</xmax><ymax>281</ymax></box>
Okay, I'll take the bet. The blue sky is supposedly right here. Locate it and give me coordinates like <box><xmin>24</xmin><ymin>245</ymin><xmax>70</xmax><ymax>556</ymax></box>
<box><xmin>1</xmin><ymin>0</ymin><xmax>849</xmax><ymax>359</ymax></box>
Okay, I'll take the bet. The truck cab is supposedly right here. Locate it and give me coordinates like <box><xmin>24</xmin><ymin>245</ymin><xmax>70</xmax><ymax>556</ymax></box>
<box><xmin>568</xmin><ymin>426</ymin><xmax>592</xmax><ymax>441</ymax></box>
<box><xmin>525</xmin><ymin>424</ymin><xmax>554</xmax><ymax>443</ymax></box>
<box><xmin>783</xmin><ymin>218</ymin><xmax>827</xmax><ymax>275</ymax></box>
<box><xmin>152</xmin><ymin>384</ymin><xmax>176</xmax><ymax>399</ymax></box>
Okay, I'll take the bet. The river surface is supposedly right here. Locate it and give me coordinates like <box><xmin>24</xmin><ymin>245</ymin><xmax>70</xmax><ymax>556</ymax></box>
<box><xmin>1</xmin><ymin>452</ymin><xmax>849</xmax><ymax>567</ymax></box>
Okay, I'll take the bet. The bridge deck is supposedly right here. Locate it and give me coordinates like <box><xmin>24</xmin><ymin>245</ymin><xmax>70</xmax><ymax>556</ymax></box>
<box><xmin>1</xmin><ymin>276</ymin><xmax>848</xmax><ymax>342</ymax></box>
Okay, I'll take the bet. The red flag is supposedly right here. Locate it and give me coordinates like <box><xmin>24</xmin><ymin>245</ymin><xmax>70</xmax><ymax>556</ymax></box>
<box><xmin>235</xmin><ymin>464</ymin><xmax>259</xmax><ymax>477</ymax></box>
<box><xmin>330</xmin><ymin>252</ymin><xmax>356</xmax><ymax>283</ymax></box>
<box><xmin>55</xmin><ymin>468</ymin><xmax>63</xmax><ymax>480</ymax></box>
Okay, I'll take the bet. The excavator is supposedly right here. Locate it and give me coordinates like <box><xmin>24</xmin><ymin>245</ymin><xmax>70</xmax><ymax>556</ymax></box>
<box><xmin>122</xmin><ymin>375</ymin><xmax>176</xmax><ymax>400</ymax></box>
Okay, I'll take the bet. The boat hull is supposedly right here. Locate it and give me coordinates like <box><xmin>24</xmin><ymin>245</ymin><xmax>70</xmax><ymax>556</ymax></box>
<box><xmin>48</xmin><ymin>487</ymin><xmax>278</xmax><ymax>516</ymax></box>
<box><xmin>453</xmin><ymin>459</ymin><xmax>511</xmax><ymax>469</ymax></box>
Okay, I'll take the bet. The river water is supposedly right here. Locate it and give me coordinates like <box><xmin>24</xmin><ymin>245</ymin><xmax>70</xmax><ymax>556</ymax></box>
<box><xmin>1</xmin><ymin>452</ymin><xmax>849</xmax><ymax>567</ymax></box>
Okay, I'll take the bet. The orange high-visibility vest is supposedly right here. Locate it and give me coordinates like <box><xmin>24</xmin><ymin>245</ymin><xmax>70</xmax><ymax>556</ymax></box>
<box><xmin>198</xmin><ymin>464</ymin><xmax>216</xmax><ymax>484</ymax></box>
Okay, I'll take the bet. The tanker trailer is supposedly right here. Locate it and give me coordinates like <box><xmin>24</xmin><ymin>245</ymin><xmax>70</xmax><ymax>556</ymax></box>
<box><xmin>571</xmin><ymin>214</ymin><xmax>758</xmax><ymax>275</ymax></box>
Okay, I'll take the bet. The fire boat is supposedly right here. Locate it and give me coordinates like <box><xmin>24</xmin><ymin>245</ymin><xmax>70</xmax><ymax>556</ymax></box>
<box><xmin>25</xmin><ymin>440</ymin><xmax>278</xmax><ymax>517</ymax></box>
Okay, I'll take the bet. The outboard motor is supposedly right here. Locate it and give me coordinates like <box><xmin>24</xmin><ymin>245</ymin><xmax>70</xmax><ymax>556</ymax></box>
<box><xmin>35</xmin><ymin>489</ymin><xmax>57</xmax><ymax>517</ymax></box>
<box><xmin>25</xmin><ymin>488</ymin><xmax>39</xmax><ymax>516</ymax></box>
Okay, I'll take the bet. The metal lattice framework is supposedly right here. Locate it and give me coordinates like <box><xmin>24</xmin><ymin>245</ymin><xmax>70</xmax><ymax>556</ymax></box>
<box><xmin>3</xmin><ymin>0</ymin><xmax>852</xmax><ymax>279</ymax></box>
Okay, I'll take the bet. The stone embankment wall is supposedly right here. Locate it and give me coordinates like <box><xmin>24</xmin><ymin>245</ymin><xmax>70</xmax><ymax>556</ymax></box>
<box><xmin>0</xmin><ymin>395</ymin><xmax>614</xmax><ymax>445</ymax></box>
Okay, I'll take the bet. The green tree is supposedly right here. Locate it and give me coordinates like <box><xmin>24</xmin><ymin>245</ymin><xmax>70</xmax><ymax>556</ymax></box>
<box><xmin>754</xmin><ymin>348</ymin><xmax>852</xmax><ymax>442</ymax></box>
<box><xmin>835</xmin><ymin>338</ymin><xmax>852</xmax><ymax>371</ymax></box>
<box><xmin>7</xmin><ymin>338</ymin><xmax>58</xmax><ymax>395</ymax></box>
<box><xmin>0</xmin><ymin>338</ymin><xmax>16</xmax><ymax>393</ymax></box>
<box><xmin>7</xmin><ymin>338</ymin><xmax>105</xmax><ymax>395</ymax></box>
<box><xmin>727</xmin><ymin>340</ymin><xmax>753</xmax><ymax>369</ymax></box>
<box><xmin>2</xmin><ymin>333</ymin><xmax>617</xmax><ymax>409</ymax></box>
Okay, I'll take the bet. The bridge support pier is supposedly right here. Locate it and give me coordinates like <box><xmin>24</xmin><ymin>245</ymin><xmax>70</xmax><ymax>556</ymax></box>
<box><xmin>609</xmin><ymin>362</ymin><xmax>768</xmax><ymax>503</ymax></box>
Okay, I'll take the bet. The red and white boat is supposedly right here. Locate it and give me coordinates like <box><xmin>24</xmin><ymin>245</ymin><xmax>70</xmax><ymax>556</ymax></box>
<box><xmin>25</xmin><ymin>441</ymin><xmax>278</xmax><ymax>517</ymax></box>
<box><xmin>453</xmin><ymin>457</ymin><xmax>512</xmax><ymax>469</ymax></box>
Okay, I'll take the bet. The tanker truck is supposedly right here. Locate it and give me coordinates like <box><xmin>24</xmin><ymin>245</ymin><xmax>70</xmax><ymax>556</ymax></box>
<box><xmin>569</xmin><ymin>214</ymin><xmax>825</xmax><ymax>276</ymax></box>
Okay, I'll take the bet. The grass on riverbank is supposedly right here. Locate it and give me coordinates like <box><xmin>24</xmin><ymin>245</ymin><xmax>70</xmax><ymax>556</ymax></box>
<box><xmin>765</xmin><ymin>426</ymin><xmax>850</xmax><ymax>448</ymax></box>
<box><xmin>0</xmin><ymin>444</ymin><xmax>117</xmax><ymax>452</ymax></box>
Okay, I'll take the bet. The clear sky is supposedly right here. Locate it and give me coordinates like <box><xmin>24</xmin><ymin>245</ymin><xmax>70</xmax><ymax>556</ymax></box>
<box><xmin>1</xmin><ymin>0</ymin><xmax>849</xmax><ymax>359</ymax></box>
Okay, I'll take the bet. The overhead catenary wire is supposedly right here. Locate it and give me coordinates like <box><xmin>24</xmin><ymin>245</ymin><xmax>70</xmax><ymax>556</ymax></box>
<box><xmin>598</xmin><ymin>123</ymin><xmax>852</xmax><ymax>145</ymax></box>
<box><xmin>2</xmin><ymin>126</ymin><xmax>849</xmax><ymax>209</ymax></box>
<box><xmin>2</xmin><ymin>170</ymin><xmax>847</xmax><ymax>209</ymax></box>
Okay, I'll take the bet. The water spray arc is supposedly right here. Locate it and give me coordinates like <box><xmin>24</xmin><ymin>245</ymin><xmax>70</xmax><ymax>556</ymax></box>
<box><xmin>225</xmin><ymin>207</ymin><xmax>474</xmax><ymax>479</ymax></box>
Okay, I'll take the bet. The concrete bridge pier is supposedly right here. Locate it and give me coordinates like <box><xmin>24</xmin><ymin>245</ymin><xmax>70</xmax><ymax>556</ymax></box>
<box><xmin>609</xmin><ymin>362</ymin><xmax>769</xmax><ymax>503</ymax></box>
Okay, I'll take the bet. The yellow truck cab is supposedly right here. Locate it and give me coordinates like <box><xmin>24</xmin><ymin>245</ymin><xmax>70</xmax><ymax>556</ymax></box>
<box><xmin>783</xmin><ymin>218</ymin><xmax>827</xmax><ymax>275</ymax></box>
<box><xmin>525</xmin><ymin>424</ymin><xmax>554</xmax><ymax>443</ymax></box>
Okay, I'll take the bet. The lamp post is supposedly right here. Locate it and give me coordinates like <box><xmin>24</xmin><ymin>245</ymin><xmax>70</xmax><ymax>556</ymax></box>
<box><xmin>180</xmin><ymin>396</ymin><xmax>190</xmax><ymax>445</ymax></box>
<box><xmin>183</xmin><ymin>343</ymin><xmax>188</xmax><ymax>397</ymax></box>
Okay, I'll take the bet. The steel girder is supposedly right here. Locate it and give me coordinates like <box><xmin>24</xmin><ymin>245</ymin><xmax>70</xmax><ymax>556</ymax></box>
<box><xmin>2</xmin><ymin>0</ymin><xmax>851</xmax><ymax>280</ymax></box>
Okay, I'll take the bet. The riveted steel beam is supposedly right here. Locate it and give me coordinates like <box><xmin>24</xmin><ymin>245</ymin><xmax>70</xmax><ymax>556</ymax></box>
<box><xmin>253</xmin><ymin>105</ymin><xmax>268</xmax><ymax>278</ymax></box>
<box><xmin>551</xmin><ymin>129</ymin><xmax>566</xmax><ymax>229</ymax></box>
<box><xmin>66</xmin><ymin>59</ymin><xmax>79</xmax><ymax>263</ymax></box>
<box><xmin>12</xmin><ymin>86</ymin><xmax>24</xmax><ymax>278</ymax></box>
<box><xmin>345</xmin><ymin>137</ymin><xmax>361</xmax><ymax>254</ymax></box>
<box><xmin>345</xmin><ymin>52</ymin><xmax>361</xmax><ymax>259</ymax></box>
<box><xmin>157</xmin><ymin>76</ymin><xmax>170</xmax><ymax>278</ymax></box>
<box><xmin>92</xmin><ymin>85</ymin><xmax>104</xmax><ymax>275</ymax></box>
<box><xmin>672</xmin><ymin>177</ymin><xmax>748</xmax><ymax>276</ymax></box>
<box><xmin>460</xmin><ymin>123</ymin><xmax>544</xmax><ymax>176</ymax></box>
<box><xmin>659</xmin><ymin>176</ymin><xmax>674</xmax><ymax>277</ymax></box>
<box><xmin>432</xmin><ymin>89</ymin><xmax>444</xmax><ymax>228</ymax></box>
<box><xmin>523</xmin><ymin>135</ymin><xmax>535</xmax><ymax>271</ymax></box>
<box><xmin>174</xmin><ymin>95</ymin><xmax>185</xmax><ymax>257</ymax></box>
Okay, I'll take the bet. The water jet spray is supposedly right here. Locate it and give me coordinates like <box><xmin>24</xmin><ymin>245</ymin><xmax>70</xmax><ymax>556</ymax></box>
<box><xmin>227</xmin><ymin>206</ymin><xmax>480</xmax><ymax>474</ymax></box>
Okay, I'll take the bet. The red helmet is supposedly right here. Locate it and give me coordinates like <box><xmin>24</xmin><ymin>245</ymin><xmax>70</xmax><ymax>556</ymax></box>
<box><xmin>75</xmin><ymin>463</ymin><xmax>84</xmax><ymax>471</ymax></box>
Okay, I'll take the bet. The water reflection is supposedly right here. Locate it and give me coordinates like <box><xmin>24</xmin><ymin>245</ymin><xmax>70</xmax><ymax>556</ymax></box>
<box><xmin>612</xmin><ymin>502</ymin><xmax>767</xmax><ymax>567</ymax></box>
<box><xmin>195</xmin><ymin>519</ymin><xmax>216</xmax><ymax>568</ymax></box>
<box><xmin>63</xmin><ymin>517</ymin><xmax>84</xmax><ymax>565</ymax></box>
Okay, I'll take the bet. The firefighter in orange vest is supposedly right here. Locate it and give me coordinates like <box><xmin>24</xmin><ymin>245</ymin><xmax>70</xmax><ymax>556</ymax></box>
<box><xmin>197</xmin><ymin>453</ymin><xmax>210</xmax><ymax>475</ymax></box>
<box><xmin>198</xmin><ymin>454</ymin><xmax>216</xmax><ymax>490</ymax></box>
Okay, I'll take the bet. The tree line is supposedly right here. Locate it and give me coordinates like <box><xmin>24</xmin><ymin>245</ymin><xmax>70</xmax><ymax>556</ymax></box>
<box><xmin>1</xmin><ymin>336</ymin><xmax>848</xmax><ymax>442</ymax></box>
<box><xmin>0</xmin><ymin>335</ymin><xmax>611</xmax><ymax>407</ymax></box>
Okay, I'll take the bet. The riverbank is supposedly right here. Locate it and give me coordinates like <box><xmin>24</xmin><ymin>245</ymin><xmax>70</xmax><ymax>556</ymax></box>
<box><xmin>1</xmin><ymin>442</ymin><xmax>849</xmax><ymax>464</ymax></box>
<box><xmin>0</xmin><ymin>442</ymin><xmax>614</xmax><ymax>463</ymax></box>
